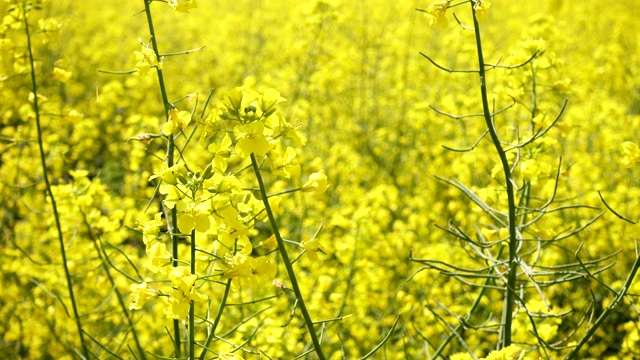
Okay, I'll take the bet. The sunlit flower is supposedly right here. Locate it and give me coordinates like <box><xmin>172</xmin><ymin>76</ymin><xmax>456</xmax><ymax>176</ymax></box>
<box><xmin>420</xmin><ymin>0</ymin><xmax>451</xmax><ymax>28</ymax></box>
<box><xmin>621</xmin><ymin>141</ymin><xmax>640</xmax><ymax>168</ymax></box>
<box><xmin>234</xmin><ymin>121</ymin><xmax>271</xmax><ymax>158</ymax></box>
<box><xmin>168</xmin><ymin>0</ymin><xmax>198</xmax><ymax>13</ymax></box>
<box><xmin>473</xmin><ymin>1</ymin><xmax>492</xmax><ymax>22</ymax></box>
<box><xmin>301</xmin><ymin>169</ymin><xmax>329</xmax><ymax>195</ymax></box>
<box><xmin>272</xmin><ymin>146</ymin><xmax>300</xmax><ymax>179</ymax></box>
<box><xmin>162</xmin><ymin>109</ymin><xmax>192</xmax><ymax>136</ymax></box>
<box><xmin>133</xmin><ymin>46</ymin><xmax>160</xmax><ymax>76</ymax></box>
<box><xmin>301</xmin><ymin>238</ymin><xmax>325</xmax><ymax>262</ymax></box>
<box><xmin>128</xmin><ymin>282</ymin><xmax>158</xmax><ymax>310</ymax></box>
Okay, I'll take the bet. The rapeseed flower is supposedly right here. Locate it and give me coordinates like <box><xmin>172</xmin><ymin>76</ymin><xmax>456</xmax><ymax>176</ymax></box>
<box><xmin>128</xmin><ymin>282</ymin><xmax>158</xmax><ymax>310</ymax></box>
<box><xmin>301</xmin><ymin>169</ymin><xmax>329</xmax><ymax>195</ymax></box>
<box><xmin>234</xmin><ymin>121</ymin><xmax>271</xmax><ymax>158</ymax></box>
<box><xmin>621</xmin><ymin>141</ymin><xmax>640</xmax><ymax>168</ymax></box>
<box><xmin>420</xmin><ymin>1</ymin><xmax>451</xmax><ymax>28</ymax></box>
<box><xmin>168</xmin><ymin>0</ymin><xmax>197</xmax><ymax>13</ymax></box>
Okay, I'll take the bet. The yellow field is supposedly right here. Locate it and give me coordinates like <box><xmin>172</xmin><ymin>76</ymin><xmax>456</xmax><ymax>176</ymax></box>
<box><xmin>1</xmin><ymin>1</ymin><xmax>639</xmax><ymax>359</ymax></box>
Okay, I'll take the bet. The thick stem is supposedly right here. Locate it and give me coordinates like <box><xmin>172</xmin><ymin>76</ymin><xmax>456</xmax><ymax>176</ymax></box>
<box><xmin>469</xmin><ymin>1</ymin><xmax>518</xmax><ymax>348</ymax></box>
<box><xmin>250</xmin><ymin>153</ymin><xmax>326</xmax><ymax>360</ymax></box>
<box><xmin>22</xmin><ymin>4</ymin><xmax>90</xmax><ymax>359</ymax></box>
<box><xmin>141</xmin><ymin>0</ymin><xmax>182</xmax><ymax>355</ymax></box>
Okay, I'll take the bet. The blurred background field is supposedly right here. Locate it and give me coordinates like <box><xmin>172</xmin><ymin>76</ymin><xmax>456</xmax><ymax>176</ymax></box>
<box><xmin>1</xmin><ymin>0</ymin><xmax>640</xmax><ymax>358</ymax></box>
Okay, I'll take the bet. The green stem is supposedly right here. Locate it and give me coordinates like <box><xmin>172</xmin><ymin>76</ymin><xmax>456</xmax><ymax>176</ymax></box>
<box><xmin>249</xmin><ymin>153</ymin><xmax>326</xmax><ymax>360</ymax></box>
<box><xmin>190</xmin><ymin>229</ymin><xmax>196</xmax><ymax>359</ymax></box>
<box><xmin>22</xmin><ymin>4</ymin><xmax>90</xmax><ymax>359</ymax></box>
<box><xmin>141</xmin><ymin>0</ymin><xmax>181</xmax><ymax>355</ymax></box>
<box><xmin>469</xmin><ymin>1</ymin><xmax>518</xmax><ymax>348</ymax></box>
<box><xmin>565</xmin><ymin>253</ymin><xmax>640</xmax><ymax>359</ymax></box>
<box><xmin>198</xmin><ymin>278</ymin><xmax>232</xmax><ymax>360</ymax></box>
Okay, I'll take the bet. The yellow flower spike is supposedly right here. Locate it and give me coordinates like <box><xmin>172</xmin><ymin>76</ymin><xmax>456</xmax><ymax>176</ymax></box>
<box><xmin>128</xmin><ymin>282</ymin><xmax>158</xmax><ymax>310</ymax></box>
<box><xmin>621</xmin><ymin>141</ymin><xmax>640</xmax><ymax>168</ymax></box>
<box><xmin>301</xmin><ymin>169</ymin><xmax>329</xmax><ymax>195</ymax></box>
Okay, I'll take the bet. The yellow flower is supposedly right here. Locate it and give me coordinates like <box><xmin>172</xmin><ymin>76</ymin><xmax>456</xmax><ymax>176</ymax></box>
<box><xmin>481</xmin><ymin>345</ymin><xmax>525</xmax><ymax>360</ymax></box>
<box><xmin>234</xmin><ymin>121</ymin><xmax>271</xmax><ymax>158</ymax></box>
<box><xmin>143</xmin><ymin>242</ymin><xmax>173</xmax><ymax>273</ymax></box>
<box><xmin>301</xmin><ymin>169</ymin><xmax>329</xmax><ymax>195</ymax></box>
<box><xmin>162</xmin><ymin>109</ymin><xmax>192</xmax><ymax>136</ymax></box>
<box><xmin>128</xmin><ymin>282</ymin><xmax>158</xmax><ymax>310</ymax></box>
<box><xmin>301</xmin><ymin>238</ymin><xmax>326</xmax><ymax>262</ymax></box>
<box><xmin>133</xmin><ymin>46</ymin><xmax>160</xmax><ymax>76</ymax></box>
<box><xmin>420</xmin><ymin>0</ymin><xmax>451</xmax><ymax>28</ymax></box>
<box><xmin>473</xmin><ymin>1</ymin><xmax>492</xmax><ymax>22</ymax></box>
<box><xmin>177</xmin><ymin>202</ymin><xmax>210</xmax><ymax>233</ymax></box>
<box><xmin>621</xmin><ymin>141</ymin><xmax>640</xmax><ymax>168</ymax></box>
<box><xmin>168</xmin><ymin>0</ymin><xmax>198</xmax><ymax>13</ymax></box>
<box><xmin>222</xmin><ymin>254</ymin><xmax>277</xmax><ymax>286</ymax></box>
<box><xmin>136</xmin><ymin>212</ymin><xmax>164</xmax><ymax>247</ymax></box>
<box><xmin>207</xmin><ymin>133</ymin><xmax>233</xmax><ymax>172</ymax></box>
<box><xmin>258</xmin><ymin>88</ymin><xmax>286</xmax><ymax>117</ymax></box>
<box><xmin>52</xmin><ymin>67</ymin><xmax>71</xmax><ymax>83</ymax></box>
<box><xmin>272</xmin><ymin>146</ymin><xmax>301</xmax><ymax>179</ymax></box>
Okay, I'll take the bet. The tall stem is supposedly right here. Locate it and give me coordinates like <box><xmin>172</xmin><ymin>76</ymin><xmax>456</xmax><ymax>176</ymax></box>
<box><xmin>141</xmin><ymin>0</ymin><xmax>182</xmax><ymax>355</ymax></box>
<box><xmin>189</xmin><ymin>229</ymin><xmax>196</xmax><ymax>359</ymax></box>
<box><xmin>22</xmin><ymin>4</ymin><xmax>90</xmax><ymax>359</ymax></box>
<box><xmin>470</xmin><ymin>1</ymin><xmax>518</xmax><ymax>347</ymax></box>
<box><xmin>250</xmin><ymin>154</ymin><xmax>326</xmax><ymax>360</ymax></box>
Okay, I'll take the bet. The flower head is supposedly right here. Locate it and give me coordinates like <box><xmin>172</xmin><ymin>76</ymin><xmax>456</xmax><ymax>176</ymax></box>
<box><xmin>473</xmin><ymin>1</ymin><xmax>492</xmax><ymax>22</ymax></box>
<box><xmin>420</xmin><ymin>1</ymin><xmax>451</xmax><ymax>28</ymax></box>
<box><xmin>301</xmin><ymin>169</ymin><xmax>329</xmax><ymax>195</ymax></box>
<box><xmin>128</xmin><ymin>282</ymin><xmax>158</xmax><ymax>310</ymax></box>
<box><xmin>622</xmin><ymin>141</ymin><xmax>640</xmax><ymax>168</ymax></box>
<box><xmin>168</xmin><ymin>0</ymin><xmax>198</xmax><ymax>13</ymax></box>
<box><xmin>133</xmin><ymin>46</ymin><xmax>160</xmax><ymax>76</ymax></box>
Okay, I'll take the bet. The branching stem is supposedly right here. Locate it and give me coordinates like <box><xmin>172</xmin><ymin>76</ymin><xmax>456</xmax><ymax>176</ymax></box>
<box><xmin>469</xmin><ymin>1</ymin><xmax>518</xmax><ymax>347</ymax></box>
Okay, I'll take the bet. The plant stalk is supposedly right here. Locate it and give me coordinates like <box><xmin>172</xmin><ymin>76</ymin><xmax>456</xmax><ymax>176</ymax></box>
<box><xmin>469</xmin><ymin>0</ymin><xmax>519</xmax><ymax>348</ymax></box>
<box><xmin>250</xmin><ymin>153</ymin><xmax>326</xmax><ymax>360</ymax></box>
<box><xmin>22</xmin><ymin>4</ymin><xmax>90</xmax><ymax>359</ymax></box>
